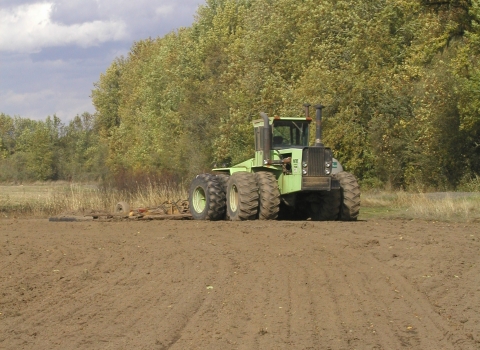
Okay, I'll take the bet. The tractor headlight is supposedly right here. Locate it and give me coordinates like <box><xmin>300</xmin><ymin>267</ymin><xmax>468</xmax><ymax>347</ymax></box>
<box><xmin>325</xmin><ymin>161</ymin><xmax>332</xmax><ymax>168</ymax></box>
<box><xmin>325</xmin><ymin>169</ymin><xmax>331</xmax><ymax>175</ymax></box>
<box><xmin>302</xmin><ymin>169</ymin><xmax>308</xmax><ymax>175</ymax></box>
<box><xmin>302</xmin><ymin>161</ymin><xmax>308</xmax><ymax>168</ymax></box>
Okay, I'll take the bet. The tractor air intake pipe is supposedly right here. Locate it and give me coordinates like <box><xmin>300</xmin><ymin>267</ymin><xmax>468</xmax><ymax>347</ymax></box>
<box><xmin>260</xmin><ymin>112</ymin><xmax>271</xmax><ymax>165</ymax></box>
<box><xmin>303</xmin><ymin>103</ymin><xmax>311</xmax><ymax>118</ymax></box>
<box><xmin>315</xmin><ymin>104</ymin><xmax>324</xmax><ymax>147</ymax></box>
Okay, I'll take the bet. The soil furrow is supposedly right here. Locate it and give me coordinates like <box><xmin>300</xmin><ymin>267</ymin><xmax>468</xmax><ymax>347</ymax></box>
<box><xmin>0</xmin><ymin>219</ymin><xmax>478</xmax><ymax>349</ymax></box>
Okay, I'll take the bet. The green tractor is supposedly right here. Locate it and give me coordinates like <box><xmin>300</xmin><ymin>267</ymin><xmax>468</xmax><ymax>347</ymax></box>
<box><xmin>188</xmin><ymin>104</ymin><xmax>360</xmax><ymax>221</ymax></box>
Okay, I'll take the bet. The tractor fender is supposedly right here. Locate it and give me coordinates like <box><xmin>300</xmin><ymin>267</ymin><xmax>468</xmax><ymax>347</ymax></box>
<box><xmin>332</xmin><ymin>158</ymin><xmax>344</xmax><ymax>174</ymax></box>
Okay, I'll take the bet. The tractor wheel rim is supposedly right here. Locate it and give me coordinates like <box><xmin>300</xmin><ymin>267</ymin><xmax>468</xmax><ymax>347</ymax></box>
<box><xmin>192</xmin><ymin>186</ymin><xmax>206</xmax><ymax>213</ymax></box>
<box><xmin>230</xmin><ymin>184</ymin><xmax>238</xmax><ymax>212</ymax></box>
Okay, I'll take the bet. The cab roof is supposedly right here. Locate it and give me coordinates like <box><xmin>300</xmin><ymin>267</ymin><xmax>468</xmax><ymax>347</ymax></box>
<box><xmin>252</xmin><ymin>116</ymin><xmax>312</xmax><ymax>127</ymax></box>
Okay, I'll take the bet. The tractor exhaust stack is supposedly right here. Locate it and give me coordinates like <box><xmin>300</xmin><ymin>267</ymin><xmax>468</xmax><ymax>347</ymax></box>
<box><xmin>260</xmin><ymin>112</ymin><xmax>271</xmax><ymax>164</ymax></box>
<box><xmin>303</xmin><ymin>103</ymin><xmax>311</xmax><ymax>118</ymax></box>
<box><xmin>314</xmin><ymin>104</ymin><xmax>324</xmax><ymax>147</ymax></box>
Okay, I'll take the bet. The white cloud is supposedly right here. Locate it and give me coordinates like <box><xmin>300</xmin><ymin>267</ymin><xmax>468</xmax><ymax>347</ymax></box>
<box><xmin>156</xmin><ymin>5</ymin><xmax>174</xmax><ymax>16</ymax></box>
<box><xmin>0</xmin><ymin>3</ymin><xmax>127</xmax><ymax>53</ymax></box>
<box><xmin>0</xmin><ymin>0</ymin><xmax>203</xmax><ymax>121</ymax></box>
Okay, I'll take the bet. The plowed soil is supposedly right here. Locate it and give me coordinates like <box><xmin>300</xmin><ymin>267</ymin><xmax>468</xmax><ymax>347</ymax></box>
<box><xmin>1</xmin><ymin>218</ymin><xmax>479</xmax><ymax>349</ymax></box>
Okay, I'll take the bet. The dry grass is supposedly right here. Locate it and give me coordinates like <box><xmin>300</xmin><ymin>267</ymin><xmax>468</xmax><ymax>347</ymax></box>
<box><xmin>0</xmin><ymin>182</ymin><xmax>187</xmax><ymax>218</ymax></box>
<box><xmin>362</xmin><ymin>191</ymin><xmax>480</xmax><ymax>222</ymax></box>
<box><xmin>1</xmin><ymin>182</ymin><xmax>479</xmax><ymax>222</ymax></box>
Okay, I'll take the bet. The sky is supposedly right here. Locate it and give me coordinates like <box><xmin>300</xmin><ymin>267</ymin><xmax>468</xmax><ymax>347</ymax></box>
<box><xmin>0</xmin><ymin>0</ymin><xmax>203</xmax><ymax>121</ymax></box>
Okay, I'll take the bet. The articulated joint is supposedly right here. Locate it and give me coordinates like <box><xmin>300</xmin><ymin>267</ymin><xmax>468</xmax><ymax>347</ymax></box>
<box><xmin>263</xmin><ymin>157</ymin><xmax>291</xmax><ymax>166</ymax></box>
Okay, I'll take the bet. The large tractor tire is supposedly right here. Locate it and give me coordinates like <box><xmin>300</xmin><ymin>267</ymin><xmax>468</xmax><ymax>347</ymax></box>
<box><xmin>335</xmin><ymin>171</ymin><xmax>361</xmax><ymax>221</ymax></box>
<box><xmin>215</xmin><ymin>173</ymin><xmax>230</xmax><ymax>220</ymax></box>
<box><xmin>215</xmin><ymin>173</ymin><xmax>230</xmax><ymax>192</ymax></box>
<box><xmin>255</xmin><ymin>171</ymin><xmax>280</xmax><ymax>220</ymax></box>
<box><xmin>309</xmin><ymin>190</ymin><xmax>341</xmax><ymax>221</ymax></box>
<box><xmin>226</xmin><ymin>172</ymin><xmax>259</xmax><ymax>221</ymax></box>
<box><xmin>189</xmin><ymin>174</ymin><xmax>226</xmax><ymax>220</ymax></box>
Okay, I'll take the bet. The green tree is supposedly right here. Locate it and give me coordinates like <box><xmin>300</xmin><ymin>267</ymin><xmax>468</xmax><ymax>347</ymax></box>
<box><xmin>89</xmin><ymin>0</ymin><xmax>480</xmax><ymax>189</ymax></box>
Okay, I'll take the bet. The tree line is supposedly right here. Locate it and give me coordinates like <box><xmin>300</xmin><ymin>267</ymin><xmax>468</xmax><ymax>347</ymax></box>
<box><xmin>2</xmin><ymin>0</ymin><xmax>480</xmax><ymax>189</ymax></box>
<box><xmin>0</xmin><ymin>113</ymin><xmax>107</xmax><ymax>182</ymax></box>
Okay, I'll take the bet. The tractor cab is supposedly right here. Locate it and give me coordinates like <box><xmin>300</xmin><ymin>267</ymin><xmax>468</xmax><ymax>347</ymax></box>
<box><xmin>253</xmin><ymin>117</ymin><xmax>311</xmax><ymax>154</ymax></box>
<box><xmin>271</xmin><ymin>119</ymin><xmax>310</xmax><ymax>149</ymax></box>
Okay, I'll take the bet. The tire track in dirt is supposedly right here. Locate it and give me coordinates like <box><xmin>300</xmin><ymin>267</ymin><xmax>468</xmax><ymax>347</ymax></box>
<box><xmin>167</xmin><ymin>223</ymin><xmax>273</xmax><ymax>349</ymax></box>
<box><xmin>0</xmin><ymin>219</ymin><xmax>478</xmax><ymax>349</ymax></box>
<box><xmin>321</xmin><ymin>224</ymin><xmax>466</xmax><ymax>349</ymax></box>
<box><xmin>320</xmin><ymin>242</ymin><xmax>450</xmax><ymax>349</ymax></box>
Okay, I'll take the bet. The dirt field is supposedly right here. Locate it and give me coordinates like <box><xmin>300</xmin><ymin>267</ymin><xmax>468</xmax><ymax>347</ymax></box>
<box><xmin>0</xmin><ymin>218</ymin><xmax>479</xmax><ymax>350</ymax></box>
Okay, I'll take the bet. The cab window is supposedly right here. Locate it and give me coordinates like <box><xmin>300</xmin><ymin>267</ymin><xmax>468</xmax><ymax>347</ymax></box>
<box><xmin>272</xmin><ymin>121</ymin><xmax>309</xmax><ymax>148</ymax></box>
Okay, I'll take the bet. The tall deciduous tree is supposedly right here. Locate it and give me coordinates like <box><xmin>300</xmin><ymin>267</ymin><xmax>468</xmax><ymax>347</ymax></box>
<box><xmin>89</xmin><ymin>0</ymin><xmax>480</xmax><ymax>189</ymax></box>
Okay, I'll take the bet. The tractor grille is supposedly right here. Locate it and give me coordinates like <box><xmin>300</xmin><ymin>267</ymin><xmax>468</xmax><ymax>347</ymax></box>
<box><xmin>303</xmin><ymin>147</ymin><xmax>325</xmax><ymax>176</ymax></box>
<box><xmin>302</xmin><ymin>176</ymin><xmax>331</xmax><ymax>190</ymax></box>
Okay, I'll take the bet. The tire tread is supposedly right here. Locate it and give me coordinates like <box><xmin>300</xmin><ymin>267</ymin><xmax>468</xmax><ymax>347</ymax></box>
<box><xmin>335</xmin><ymin>171</ymin><xmax>361</xmax><ymax>221</ymax></box>
<box><xmin>255</xmin><ymin>172</ymin><xmax>280</xmax><ymax>220</ymax></box>
<box><xmin>227</xmin><ymin>172</ymin><xmax>259</xmax><ymax>220</ymax></box>
<box><xmin>189</xmin><ymin>174</ymin><xmax>226</xmax><ymax>220</ymax></box>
